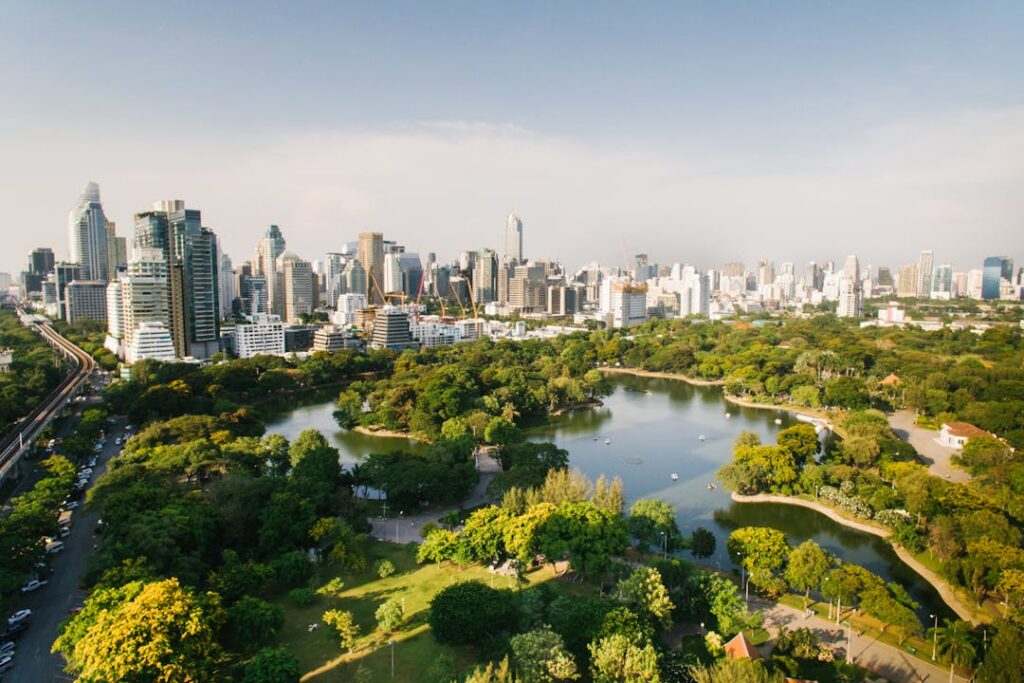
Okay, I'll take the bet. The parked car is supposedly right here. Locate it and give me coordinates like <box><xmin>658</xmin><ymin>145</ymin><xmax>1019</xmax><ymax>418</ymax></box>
<box><xmin>0</xmin><ymin>621</ymin><xmax>27</xmax><ymax>640</ymax></box>
<box><xmin>64</xmin><ymin>501</ymin><xmax>79</xmax><ymax>511</ymax></box>
<box><xmin>5</xmin><ymin>610</ymin><xmax>30</xmax><ymax>626</ymax></box>
<box><xmin>0</xmin><ymin>640</ymin><xmax>15</xmax><ymax>655</ymax></box>
<box><xmin>86</xmin><ymin>457</ymin><xmax>97</xmax><ymax>467</ymax></box>
<box><xmin>20</xmin><ymin>579</ymin><xmax>47</xmax><ymax>594</ymax></box>
<box><xmin>58</xmin><ymin>526</ymin><xmax>71</xmax><ymax>539</ymax></box>
<box><xmin>0</xmin><ymin>653</ymin><xmax>14</xmax><ymax>674</ymax></box>
<box><xmin>45</xmin><ymin>540</ymin><xmax>64</xmax><ymax>554</ymax></box>
<box><xmin>115</xmin><ymin>437</ymin><xmax>122</xmax><ymax>445</ymax></box>
<box><xmin>79</xmin><ymin>468</ymin><xmax>93</xmax><ymax>477</ymax></box>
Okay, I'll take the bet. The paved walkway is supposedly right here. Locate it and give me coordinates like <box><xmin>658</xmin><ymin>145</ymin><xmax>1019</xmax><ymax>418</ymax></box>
<box><xmin>369</xmin><ymin>450</ymin><xmax>499</xmax><ymax>544</ymax></box>
<box><xmin>889</xmin><ymin>411</ymin><xmax>971</xmax><ymax>483</ymax></box>
<box><xmin>758</xmin><ymin>600</ymin><xmax>966</xmax><ymax>683</ymax></box>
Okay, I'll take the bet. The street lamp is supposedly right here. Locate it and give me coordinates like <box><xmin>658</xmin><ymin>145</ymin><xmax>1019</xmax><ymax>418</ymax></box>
<box><xmin>930</xmin><ymin>613</ymin><xmax>938</xmax><ymax>660</ymax></box>
<box><xmin>660</xmin><ymin>531</ymin><xmax>667</xmax><ymax>560</ymax></box>
<box><xmin>390</xmin><ymin>639</ymin><xmax>396</xmax><ymax>678</ymax></box>
<box><xmin>396</xmin><ymin>511</ymin><xmax>403</xmax><ymax>542</ymax></box>
<box><xmin>844</xmin><ymin>617</ymin><xmax>854</xmax><ymax>664</ymax></box>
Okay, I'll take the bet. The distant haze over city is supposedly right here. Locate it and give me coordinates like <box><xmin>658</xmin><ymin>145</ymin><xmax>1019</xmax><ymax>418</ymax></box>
<box><xmin>2</xmin><ymin>2</ymin><xmax>1022</xmax><ymax>273</ymax></box>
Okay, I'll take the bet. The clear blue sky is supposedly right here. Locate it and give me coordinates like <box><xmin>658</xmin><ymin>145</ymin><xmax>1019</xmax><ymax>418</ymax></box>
<box><xmin>2</xmin><ymin>1</ymin><xmax>1022</xmax><ymax>273</ymax></box>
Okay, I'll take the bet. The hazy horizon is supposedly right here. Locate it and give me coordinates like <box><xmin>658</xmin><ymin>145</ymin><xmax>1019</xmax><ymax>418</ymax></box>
<box><xmin>2</xmin><ymin>2</ymin><xmax>1022</xmax><ymax>275</ymax></box>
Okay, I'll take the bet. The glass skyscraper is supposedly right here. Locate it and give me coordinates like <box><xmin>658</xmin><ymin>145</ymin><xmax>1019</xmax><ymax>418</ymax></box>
<box><xmin>67</xmin><ymin>181</ymin><xmax>110</xmax><ymax>282</ymax></box>
<box><xmin>982</xmin><ymin>256</ymin><xmax>1013</xmax><ymax>300</ymax></box>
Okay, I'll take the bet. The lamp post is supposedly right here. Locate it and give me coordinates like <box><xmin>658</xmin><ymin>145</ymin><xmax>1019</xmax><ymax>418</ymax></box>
<box><xmin>390</xmin><ymin>639</ymin><xmax>395</xmax><ymax>678</ymax></box>
<box><xmin>396</xmin><ymin>511</ymin><xmax>403</xmax><ymax>542</ymax></box>
<box><xmin>735</xmin><ymin>552</ymin><xmax>747</xmax><ymax>607</ymax></box>
<box><xmin>930</xmin><ymin>613</ymin><xmax>939</xmax><ymax>660</ymax></box>
<box><xmin>660</xmin><ymin>531</ymin><xmax>667</xmax><ymax>560</ymax></box>
<box><xmin>844</xmin><ymin>617</ymin><xmax>853</xmax><ymax>664</ymax></box>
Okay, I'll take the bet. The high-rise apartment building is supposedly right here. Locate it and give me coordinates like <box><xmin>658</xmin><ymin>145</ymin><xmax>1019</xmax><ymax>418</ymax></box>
<box><xmin>67</xmin><ymin>181</ymin><xmax>109</xmax><ymax>282</ymax></box>
<box><xmin>280</xmin><ymin>253</ymin><xmax>314</xmax><ymax>323</ymax></box>
<box><xmin>105</xmin><ymin>221</ymin><xmax>127</xmax><ymax>278</ymax></box>
<box><xmin>836</xmin><ymin>278</ymin><xmax>862</xmax><ymax>317</ymax></box>
<box><xmin>344</xmin><ymin>259</ymin><xmax>367</xmax><ymax>297</ymax></box>
<box><xmin>501</xmin><ymin>212</ymin><xmax>524</xmax><ymax>265</ymax></box>
<box><xmin>66</xmin><ymin>281</ymin><xmax>108</xmax><ymax>324</ymax></box>
<box><xmin>358</xmin><ymin>232</ymin><xmax>385</xmax><ymax>304</ymax></box>
<box><xmin>897</xmin><ymin>264</ymin><xmax>918</xmax><ymax>298</ymax></box>
<box><xmin>473</xmin><ymin>249</ymin><xmax>497</xmax><ymax>304</ymax></box>
<box><xmin>931</xmin><ymin>264</ymin><xmax>953</xmax><ymax>296</ymax></box>
<box><xmin>232</xmin><ymin>314</ymin><xmax>286</xmax><ymax>358</ymax></box>
<box><xmin>917</xmin><ymin>250</ymin><xmax>934</xmax><ymax>298</ymax></box>
<box><xmin>383</xmin><ymin>252</ymin><xmax>403</xmax><ymax>294</ymax></box>
<box><xmin>369</xmin><ymin>307</ymin><xmax>418</xmax><ymax>350</ymax></box>
<box><xmin>132</xmin><ymin>202</ymin><xmax>220</xmax><ymax>359</ymax></box>
<box><xmin>21</xmin><ymin>247</ymin><xmax>55</xmax><ymax>294</ymax></box>
<box><xmin>218</xmin><ymin>251</ymin><xmax>236</xmax><ymax>319</ymax></box>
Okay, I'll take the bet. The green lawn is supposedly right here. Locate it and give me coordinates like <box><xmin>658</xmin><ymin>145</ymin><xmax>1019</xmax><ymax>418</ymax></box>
<box><xmin>276</xmin><ymin>541</ymin><xmax>580</xmax><ymax>682</ymax></box>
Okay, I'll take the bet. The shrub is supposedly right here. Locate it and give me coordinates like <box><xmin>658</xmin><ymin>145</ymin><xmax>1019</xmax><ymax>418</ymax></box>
<box><xmin>374</xmin><ymin>559</ymin><xmax>396</xmax><ymax>579</ymax></box>
<box><xmin>288</xmin><ymin>588</ymin><xmax>315</xmax><ymax>606</ymax></box>
<box><xmin>429</xmin><ymin>581</ymin><xmax>516</xmax><ymax>646</ymax></box>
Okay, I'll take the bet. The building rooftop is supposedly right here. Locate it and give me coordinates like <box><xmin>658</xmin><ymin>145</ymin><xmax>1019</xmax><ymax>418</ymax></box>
<box><xmin>941</xmin><ymin>422</ymin><xmax>991</xmax><ymax>438</ymax></box>
<box><xmin>723</xmin><ymin>632</ymin><xmax>761</xmax><ymax>661</ymax></box>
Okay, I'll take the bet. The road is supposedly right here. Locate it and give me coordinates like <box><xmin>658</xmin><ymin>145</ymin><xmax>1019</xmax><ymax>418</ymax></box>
<box><xmin>889</xmin><ymin>410</ymin><xmax>971</xmax><ymax>483</ymax></box>
<box><xmin>758</xmin><ymin>600</ymin><xmax>967</xmax><ymax>683</ymax></box>
<box><xmin>3</xmin><ymin>408</ymin><xmax>124</xmax><ymax>683</ymax></box>
<box><xmin>0</xmin><ymin>308</ymin><xmax>96</xmax><ymax>484</ymax></box>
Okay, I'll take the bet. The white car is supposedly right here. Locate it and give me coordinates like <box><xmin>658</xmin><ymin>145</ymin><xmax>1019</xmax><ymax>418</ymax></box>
<box><xmin>6</xmin><ymin>609</ymin><xmax>30</xmax><ymax>625</ymax></box>
<box><xmin>20</xmin><ymin>579</ymin><xmax>47</xmax><ymax>594</ymax></box>
<box><xmin>0</xmin><ymin>654</ymin><xmax>12</xmax><ymax>674</ymax></box>
<box><xmin>0</xmin><ymin>640</ymin><xmax>14</xmax><ymax>656</ymax></box>
<box><xmin>64</xmin><ymin>501</ymin><xmax>80</xmax><ymax>510</ymax></box>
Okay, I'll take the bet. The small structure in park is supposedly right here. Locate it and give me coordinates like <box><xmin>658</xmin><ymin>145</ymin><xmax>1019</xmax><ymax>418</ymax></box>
<box><xmin>0</xmin><ymin>348</ymin><xmax>11</xmax><ymax>373</ymax></box>
<box><xmin>939</xmin><ymin>422</ymin><xmax>992</xmax><ymax>449</ymax></box>
<box><xmin>723</xmin><ymin>632</ymin><xmax>761</xmax><ymax>661</ymax></box>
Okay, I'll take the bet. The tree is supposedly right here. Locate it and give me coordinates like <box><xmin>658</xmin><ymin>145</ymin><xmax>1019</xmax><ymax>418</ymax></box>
<box><xmin>322</xmin><ymin>609</ymin><xmax>360</xmax><ymax>651</ymax></box>
<box><xmin>932</xmin><ymin>618</ymin><xmax>977</xmax><ymax>668</ymax></box>
<box><xmin>690</xmin><ymin>527</ymin><xmax>716</xmax><ymax>558</ymax></box>
<box><xmin>699</xmin><ymin>572</ymin><xmax>747</xmax><ymax>636</ymax></box>
<box><xmin>417</xmin><ymin>529</ymin><xmax>462</xmax><ymax>565</ymax></box>
<box><xmin>775</xmin><ymin>424</ymin><xmax>819</xmax><ymax>466</ymax></box>
<box><xmin>728</xmin><ymin>527</ymin><xmax>790</xmax><ymax>596</ymax></box>
<box><xmin>688</xmin><ymin>659</ymin><xmax>785</xmax><ymax>683</ymax></box>
<box><xmin>588</xmin><ymin>634</ymin><xmax>661</xmax><ymax>683</ymax></box>
<box><xmin>628</xmin><ymin>499</ymin><xmax>685</xmax><ymax>553</ymax></box>
<box><xmin>784</xmin><ymin>540</ymin><xmax>831</xmax><ymax>607</ymax></box>
<box><xmin>976</xmin><ymin>623</ymin><xmax>1024</xmax><ymax>683</ymax></box>
<box><xmin>374</xmin><ymin>558</ymin><xmax>396</xmax><ymax>579</ymax></box>
<box><xmin>225</xmin><ymin>596</ymin><xmax>284</xmax><ymax>653</ymax></box>
<box><xmin>333</xmin><ymin>389</ymin><xmax>363</xmax><ymax>429</ymax></box>
<box><xmin>54</xmin><ymin>578</ymin><xmax>223</xmax><ymax>682</ymax></box>
<box><xmin>510</xmin><ymin>627</ymin><xmax>580</xmax><ymax>682</ymax></box>
<box><xmin>592</xmin><ymin>475</ymin><xmax>624</xmax><ymax>515</ymax></box>
<box><xmin>536</xmin><ymin>501</ymin><xmax>629</xmax><ymax>577</ymax></box>
<box><xmin>617</xmin><ymin>567</ymin><xmax>675</xmax><ymax>628</ymax></box>
<box><xmin>486</xmin><ymin>417</ymin><xmax>522</xmax><ymax>445</ymax></box>
<box><xmin>242</xmin><ymin>648</ymin><xmax>300</xmax><ymax>683</ymax></box>
<box><xmin>375</xmin><ymin>598</ymin><xmax>404</xmax><ymax>632</ymax></box>
<box><xmin>429</xmin><ymin>581</ymin><xmax>516</xmax><ymax>646</ymax></box>
<box><xmin>465</xmin><ymin>656</ymin><xmax>520</xmax><ymax>683</ymax></box>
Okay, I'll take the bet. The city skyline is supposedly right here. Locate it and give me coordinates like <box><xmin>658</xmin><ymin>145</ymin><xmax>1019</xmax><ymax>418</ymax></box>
<box><xmin>2</xmin><ymin>2</ymin><xmax>1023</xmax><ymax>274</ymax></box>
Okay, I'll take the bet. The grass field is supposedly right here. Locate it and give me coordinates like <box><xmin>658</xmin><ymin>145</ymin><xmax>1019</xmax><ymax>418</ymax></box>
<box><xmin>276</xmin><ymin>540</ymin><xmax>584</xmax><ymax>682</ymax></box>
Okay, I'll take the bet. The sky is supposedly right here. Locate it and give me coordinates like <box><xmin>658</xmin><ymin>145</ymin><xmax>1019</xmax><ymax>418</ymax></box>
<box><xmin>1</xmin><ymin>1</ymin><xmax>1022</xmax><ymax>275</ymax></box>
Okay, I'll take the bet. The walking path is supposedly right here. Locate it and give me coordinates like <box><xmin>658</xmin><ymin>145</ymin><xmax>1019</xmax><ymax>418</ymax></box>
<box><xmin>757</xmin><ymin>599</ymin><xmax>967</xmax><ymax>683</ymax></box>
<box><xmin>733</xmin><ymin>492</ymin><xmax>980</xmax><ymax>624</ymax></box>
<box><xmin>597</xmin><ymin>366</ymin><xmax>725</xmax><ymax>386</ymax></box>
<box><xmin>888</xmin><ymin>411</ymin><xmax>971</xmax><ymax>483</ymax></box>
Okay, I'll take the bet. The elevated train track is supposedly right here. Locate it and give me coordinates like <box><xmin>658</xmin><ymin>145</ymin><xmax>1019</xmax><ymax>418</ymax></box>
<box><xmin>0</xmin><ymin>306</ymin><xmax>96</xmax><ymax>483</ymax></box>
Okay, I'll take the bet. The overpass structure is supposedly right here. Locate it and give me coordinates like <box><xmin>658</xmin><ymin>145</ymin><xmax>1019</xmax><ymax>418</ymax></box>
<box><xmin>0</xmin><ymin>306</ymin><xmax>96</xmax><ymax>484</ymax></box>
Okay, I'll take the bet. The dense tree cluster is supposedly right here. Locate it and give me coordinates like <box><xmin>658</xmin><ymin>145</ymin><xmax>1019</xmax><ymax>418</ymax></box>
<box><xmin>0</xmin><ymin>308</ymin><xmax>64</xmax><ymax>430</ymax></box>
<box><xmin>54</xmin><ymin>418</ymin><xmax>361</xmax><ymax>681</ymax></box>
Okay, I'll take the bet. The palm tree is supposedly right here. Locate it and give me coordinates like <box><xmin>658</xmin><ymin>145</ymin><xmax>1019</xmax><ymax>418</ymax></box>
<box><xmin>931</xmin><ymin>618</ymin><xmax>976</xmax><ymax>672</ymax></box>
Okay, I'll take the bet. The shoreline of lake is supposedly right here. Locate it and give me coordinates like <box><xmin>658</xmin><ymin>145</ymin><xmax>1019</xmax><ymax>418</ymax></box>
<box><xmin>722</xmin><ymin>394</ymin><xmax>836</xmax><ymax>427</ymax></box>
<box><xmin>597</xmin><ymin>366</ymin><xmax>726</xmax><ymax>386</ymax></box>
<box><xmin>351</xmin><ymin>425</ymin><xmax>429</xmax><ymax>442</ymax></box>
<box><xmin>731</xmin><ymin>492</ymin><xmax>981</xmax><ymax>624</ymax></box>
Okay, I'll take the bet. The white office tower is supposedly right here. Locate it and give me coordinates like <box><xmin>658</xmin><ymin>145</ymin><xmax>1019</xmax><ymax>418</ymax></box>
<box><xmin>67</xmin><ymin>181</ymin><xmax>110</xmax><ymax>282</ymax></box>
<box><xmin>966</xmin><ymin>269</ymin><xmax>984</xmax><ymax>299</ymax></box>
<box><xmin>126</xmin><ymin>322</ymin><xmax>176</xmax><ymax>364</ymax></box>
<box><xmin>501</xmin><ymin>212</ymin><xmax>524</xmax><ymax>264</ymax></box>
<box><xmin>333</xmin><ymin>293</ymin><xmax>368</xmax><ymax>326</ymax></box>
<box><xmin>822</xmin><ymin>271</ymin><xmax>843</xmax><ymax>301</ymax></box>
<box><xmin>917</xmin><ymin>250</ymin><xmax>934</xmax><ymax>298</ymax></box>
<box><xmin>837</xmin><ymin>278</ymin><xmax>862</xmax><ymax>317</ymax></box>
<box><xmin>679</xmin><ymin>271</ymin><xmax>710</xmax><ymax>317</ymax></box>
<box><xmin>600</xmin><ymin>279</ymin><xmax>647</xmax><ymax>328</ymax></box>
<box><xmin>105</xmin><ymin>280</ymin><xmax>125</xmax><ymax>356</ymax></box>
<box><xmin>232</xmin><ymin>314</ymin><xmax>286</xmax><ymax>358</ymax></box>
<box><xmin>218</xmin><ymin>251</ymin><xmax>236</xmax><ymax>318</ymax></box>
<box><xmin>383</xmin><ymin>252</ymin><xmax>403</xmax><ymax>294</ymax></box>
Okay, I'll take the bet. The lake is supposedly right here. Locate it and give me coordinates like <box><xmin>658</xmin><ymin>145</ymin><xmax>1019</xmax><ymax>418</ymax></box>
<box><xmin>264</xmin><ymin>374</ymin><xmax>954</xmax><ymax>619</ymax></box>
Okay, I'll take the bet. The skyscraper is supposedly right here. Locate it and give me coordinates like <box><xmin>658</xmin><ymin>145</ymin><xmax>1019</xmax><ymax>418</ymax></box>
<box><xmin>67</xmin><ymin>181</ymin><xmax>109</xmax><ymax>282</ymax></box>
<box><xmin>358</xmin><ymin>232</ymin><xmax>385</xmax><ymax>304</ymax></box>
<box><xmin>132</xmin><ymin>201</ymin><xmax>220</xmax><ymax>358</ymax></box>
<box><xmin>21</xmin><ymin>247</ymin><xmax>55</xmax><ymax>294</ymax></box>
<box><xmin>917</xmin><ymin>250</ymin><xmax>934</xmax><ymax>298</ymax></box>
<box><xmin>280</xmin><ymin>252</ymin><xmax>314</xmax><ymax>323</ymax></box>
<box><xmin>105</xmin><ymin>221</ymin><xmax>127</xmax><ymax>278</ymax></box>
<box><xmin>982</xmin><ymin>256</ymin><xmax>1012</xmax><ymax>300</ymax></box>
<box><xmin>255</xmin><ymin>225</ymin><xmax>286</xmax><ymax>314</ymax></box>
<box><xmin>501</xmin><ymin>212</ymin><xmax>524</xmax><ymax>265</ymax></box>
